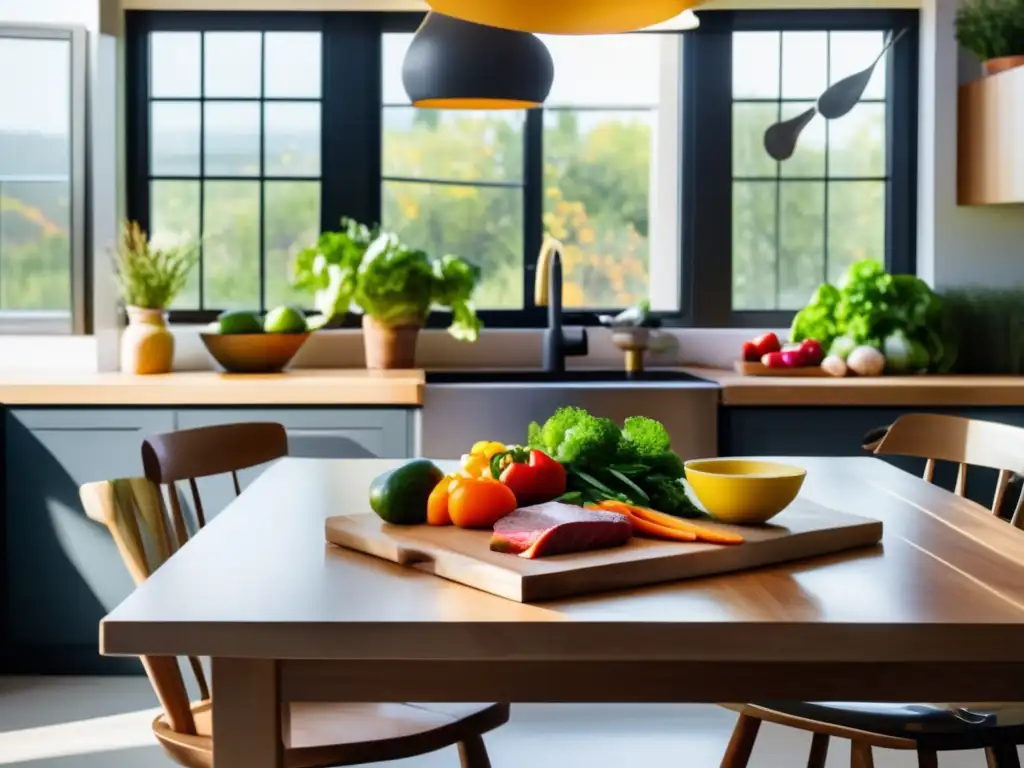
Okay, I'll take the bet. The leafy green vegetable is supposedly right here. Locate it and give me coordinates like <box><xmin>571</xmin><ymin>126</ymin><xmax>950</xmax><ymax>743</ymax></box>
<box><xmin>621</xmin><ymin>416</ymin><xmax>671</xmax><ymax>457</ymax></box>
<box><xmin>528</xmin><ymin>407</ymin><xmax>701</xmax><ymax>518</ymax></box>
<box><xmin>789</xmin><ymin>258</ymin><xmax>954</xmax><ymax>373</ymax></box>
<box><xmin>292</xmin><ymin>217</ymin><xmax>484</xmax><ymax>341</ymax></box>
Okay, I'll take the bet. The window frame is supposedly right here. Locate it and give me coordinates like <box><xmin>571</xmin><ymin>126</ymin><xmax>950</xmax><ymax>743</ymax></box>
<box><xmin>126</xmin><ymin>8</ymin><xmax>918</xmax><ymax>330</ymax></box>
<box><xmin>679</xmin><ymin>9</ymin><xmax>919</xmax><ymax>329</ymax></box>
<box><xmin>0</xmin><ymin>23</ymin><xmax>89</xmax><ymax>335</ymax></box>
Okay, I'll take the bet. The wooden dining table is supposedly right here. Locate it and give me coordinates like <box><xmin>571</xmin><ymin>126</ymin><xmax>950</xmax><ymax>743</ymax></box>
<box><xmin>100</xmin><ymin>457</ymin><xmax>1024</xmax><ymax>768</ymax></box>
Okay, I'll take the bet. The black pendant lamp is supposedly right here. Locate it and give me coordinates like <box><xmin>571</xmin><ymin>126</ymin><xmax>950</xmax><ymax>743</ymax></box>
<box><xmin>402</xmin><ymin>12</ymin><xmax>554</xmax><ymax>110</ymax></box>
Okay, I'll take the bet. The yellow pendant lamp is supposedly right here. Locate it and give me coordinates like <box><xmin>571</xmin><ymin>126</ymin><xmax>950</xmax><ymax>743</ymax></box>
<box><xmin>424</xmin><ymin>0</ymin><xmax>702</xmax><ymax>35</ymax></box>
<box><xmin>403</xmin><ymin>12</ymin><xmax>554</xmax><ymax>109</ymax></box>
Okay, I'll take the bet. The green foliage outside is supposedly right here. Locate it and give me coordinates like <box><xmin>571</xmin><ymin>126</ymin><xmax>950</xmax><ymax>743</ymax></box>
<box><xmin>3</xmin><ymin>100</ymin><xmax>886</xmax><ymax>316</ymax></box>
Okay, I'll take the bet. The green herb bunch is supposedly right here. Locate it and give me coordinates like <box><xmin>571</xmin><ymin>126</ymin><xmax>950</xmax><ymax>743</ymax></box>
<box><xmin>955</xmin><ymin>0</ymin><xmax>1024</xmax><ymax>61</ymax></box>
<box><xmin>292</xmin><ymin>218</ymin><xmax>483</xmax><ymax>342</ymax></box>
<box><xmin>113</xmin><ymin>220</ymin><xmax>197</xmax><ymax>309</ymax></box>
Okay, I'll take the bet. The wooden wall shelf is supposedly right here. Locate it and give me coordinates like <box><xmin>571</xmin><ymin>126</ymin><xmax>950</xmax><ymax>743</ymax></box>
<box><xmin>958</xmin><ymin>66</ymin><xmax>1024</xmax><ymax>205</ymax></box>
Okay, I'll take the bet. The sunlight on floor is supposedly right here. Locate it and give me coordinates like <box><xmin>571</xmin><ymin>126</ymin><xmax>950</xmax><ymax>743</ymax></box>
<box><xmin>0</xmin><ymin>707</ymin><xmax>160</xmax><ymax>765</ymax></box>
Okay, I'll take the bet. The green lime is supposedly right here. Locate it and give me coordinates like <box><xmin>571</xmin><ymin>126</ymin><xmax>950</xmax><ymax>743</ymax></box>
<box><xmin>216</xmin><ymin>310</ymin><xmax>263</xmax><ymax>335</ymax></box>
<box><xmin>369</xmin><ymin>460</ymin><xmax>445</xmax><ymax>525</ymax></box>
<box><xmin>263</xmin><ymin>305</ymin><xmax>308</xmax><ymax>334</ymax></box>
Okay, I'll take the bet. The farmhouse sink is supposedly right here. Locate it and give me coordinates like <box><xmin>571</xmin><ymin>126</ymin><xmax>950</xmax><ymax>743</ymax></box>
<box><xmin>419</xmin><ymin>368</ymin><xmax>720</xmax><ymax>460</ymax></box>
<box><xmin>425</xmin><ymin>369</ymin><xmax>712</xmax><ymax>385</ymax></box>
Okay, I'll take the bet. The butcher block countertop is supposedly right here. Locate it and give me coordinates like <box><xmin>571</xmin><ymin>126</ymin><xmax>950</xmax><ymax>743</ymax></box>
<box><xmin>685</xmin><ymin>367</ymin><xmax>1024</xmax><ymax>407</ymax></box>
<box><xmin>0</xmin><ymin>369</ymin><xmax>425</xmax><ymax>406</ymax></box>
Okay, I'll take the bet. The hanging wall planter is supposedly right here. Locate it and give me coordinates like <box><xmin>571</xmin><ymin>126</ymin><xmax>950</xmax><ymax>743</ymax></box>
<box><xmin>403</xmin><ymin>12</ymin><xmax>553</xmax><ymax>109</ymax></box>
<box><xmin>424</xmin><ymin>0</ymin><xmax>701</xmax><ymax>34</ymax></box>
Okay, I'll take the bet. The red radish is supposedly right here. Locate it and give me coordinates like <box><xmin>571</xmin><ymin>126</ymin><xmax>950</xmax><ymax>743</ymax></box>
<box><xmin>781</xmin><ymin>349</ymin><xmax>807</xmax><ymax>367</ymax></box>
<box><xmin>753</xmin><ymin>332</ymin><xmax>781</xmax><ymax>357</ymax></box>
<box><xmin>799</xmin><ymin>339</ymin><xmax>824</xmax><ymax>365</ymax></box>
<box><xmin>741</xmin><ymin>341</ymin><xmax>760</xmax><ymax>362</ymax></box>
<box><xmin>761</xmin><ymin>351</ymin><xmax>787</xmax><ymax>368</ymax></box>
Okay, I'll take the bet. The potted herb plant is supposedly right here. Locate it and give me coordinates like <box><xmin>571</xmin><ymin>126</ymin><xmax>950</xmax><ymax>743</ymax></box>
<box><xmin>113</xmin><ymin>220</ymin><xmax>197</xmax><ymax>375</ymax></box>
<box><xmin>956</xmin><ymin>0</ymin><xmax>1024</xmax><ymax>74</ymax></box>
<box><xmin>293</xmin><ymin>218</ymin><xmax>482</xmax><ymax>369</ymax></box>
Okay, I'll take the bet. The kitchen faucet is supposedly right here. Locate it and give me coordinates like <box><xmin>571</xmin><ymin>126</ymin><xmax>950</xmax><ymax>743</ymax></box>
<box><xmin>535</xmin><ymin>237</ymin><xmax>588</xmax><ymax>373</ymax></box>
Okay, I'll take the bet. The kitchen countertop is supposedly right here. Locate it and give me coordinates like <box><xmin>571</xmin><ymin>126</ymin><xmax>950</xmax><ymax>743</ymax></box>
<box><xmin>0</xmin><ymin>367</ymin><xmax>1021</xmax><ymax>408</ymax></box>
<box><xmin>0</xmin><ymin>369</ymin><xmax>425</xmax><ymax>406</ymax></box>
<box><xmin>686</xmin><ymin>367</ymin><xmax>1024</xmax><ymax>407</ymax></box>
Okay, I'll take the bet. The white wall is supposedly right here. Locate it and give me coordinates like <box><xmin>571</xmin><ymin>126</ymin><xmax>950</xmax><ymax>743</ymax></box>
<box><xmin>916</xmin><ymin>0</ymin><xmax>1024</xmax><ymax>291</ymax></box>
<box><xmin>0</xmin><ymin>0</ymin><xmax>98</xmax><ymax>26</ymax></box>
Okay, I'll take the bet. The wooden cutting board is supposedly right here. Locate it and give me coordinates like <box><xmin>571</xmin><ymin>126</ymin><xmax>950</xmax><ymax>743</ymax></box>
<box><xmin>325</xmin><ymin>499</ymin><xmax>882</xmax><ymax>603</ymax></box>
<box><xmin>734</xmin><ymin>360</ymin><xmax>830</xmax><ymax>377</ymax></box>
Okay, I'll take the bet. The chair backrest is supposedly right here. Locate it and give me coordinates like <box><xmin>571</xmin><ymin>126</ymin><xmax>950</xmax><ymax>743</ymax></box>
<box><xmin>865</xmin><ymin>413</ymin><xmax>1024</xmax><ymax>527</ymax></box>
<box><xmin>141</xmin><ymin>422</ymin><xmax>288</xmax><ymax>542</ymax></box>
<box><xmin>80</xmin><ymin>478</ymin><xmax>205</xmax><ymax>736</ymax></box>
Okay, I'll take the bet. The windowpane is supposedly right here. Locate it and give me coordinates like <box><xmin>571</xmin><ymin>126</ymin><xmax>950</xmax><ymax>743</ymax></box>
<box><xmin>382</xmin><ymin>33</ymin><xmax>412</xmax><ymax>104</ymax></box>
<box><xmin>779</xmin><ymin>101</ymin><xmax>825</xmax><ymax>179</ymax></box>
<box><xmin>264</xmin><ymin>102</ymin><xmax>320</xmax><ymax>177</ymax></box>
<box><xmin>828</xmin><ymin>102</ymin><xmax>885</xmax><ymax>178</ymax></box>
<box><xmin>733</xmin><ymin>32</ymin><xmax>780</xmax><ymax>99</ymax></box>
<box><xmin>778</xmin><ymin>181</ymin><xmax>825</xmax><ymax>309</ymax></box>
<box><xmin>204</xmin><ymin>102</ymin><xmax>260</xmax><ymax>177</ymax></box>
<box><xmin>264</xmin><ymin>181</ymin><xmax>320</xmax><ymax>308</ymax></box>
<box><xmin>544</xmin><ymin>109</ymin><xmax>652</xmax><ymax>308</ymax></box>
<box><xmin>827</xmin><ymin>181</ymin><xmax>885</xmax><ymax>283</ymax></box>
<box><xmin>733</xmin><ymin>103</ymin><xmax>778</xmax><ymax>178</ymax></box>
<box><xmin>151</xmin><ymin>180</ymin><xmax>201</xmax><ymax>309</ymax></box>
<box><xmin>0</xmin><ymin>181</ymin><xmax>70</xmax><ymax>310</ymax></box>
<box><xmin>830</xmin><ymin>31</ymin><xmax>886</xmax><ymax>100</ymax></box>
<box><xmin>382</xmin><ymin>180</ymin><xmax>524</xmax><ymax>309</ymax></box>
<box><xmin>202</xmin><ymin>181</ymin><xmax>260</xmax><ymax>309</ymax></box>
<box><xmin>732</xmin><ymin>181</ymin><xmax>777</xmax><ymax>311</ymax></box>
<box><xmin>0</xmin><ymin>37</ymin><xmax>70</xmax><ymax>177</ymax></box>
<box><xmin>781</xmin><ymin>32</ymin><xmax>827</xmax><ymax>99</ymax></box>
<box><xmin>204</xmin><ymin>32</ymin><xmax>262</xmax><ymax>98</ymax></box>
<box><xmin>542</xmin><ymin>35</ymin><xmax>659</xmax><ymax>107</ymax></box>
<box><xmin>382</xmin><ymin>108</ymin><xmax>523</xmax><ymax>183</ymax></box>
<box><xmin>151</xmin><ymin>32</ymin><xmax>200</xmax><ymax>98</ymax></box>
<box><xmin>151</xmin><ymin>101</ymin><xmax>200</xmax><ymax>176</ymax></box>
<box><xmin>264</xmin><ymin>33</ymin><xmax>321</xmax><ymax>98</ymax></box>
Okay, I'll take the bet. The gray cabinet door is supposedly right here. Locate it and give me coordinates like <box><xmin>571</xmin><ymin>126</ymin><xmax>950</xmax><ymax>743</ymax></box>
<box><xmin>174</xmin><ymin>408</ymin><xmax>414</xmax><ymax>523</ymax></box>
<box><xmin>4</xmin><ymin>408</ymin><xmax>175</xmax><ymax>672</ymax></box>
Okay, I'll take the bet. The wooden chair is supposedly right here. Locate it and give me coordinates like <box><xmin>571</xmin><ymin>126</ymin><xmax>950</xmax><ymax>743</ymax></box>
<box><xmin>721</xmin><ymin>414</ymin><xmax>1024</xmax><ymax>768</ymax></box>
<box><xmin>80</xmin><ymin>476</ymin><xmax>508</xmax><ymax>768</ymax></box>
<box><xmin>140</xmin><ymin>422</ymin><xmax>290</xmax><ymax>537</ymax></box>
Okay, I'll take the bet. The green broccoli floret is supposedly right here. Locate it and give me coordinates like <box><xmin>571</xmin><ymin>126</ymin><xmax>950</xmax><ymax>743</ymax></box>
<box><xmin>559</xmin><ymin>416</ymin><xmax>622</xmax><ymax>466</ymax></box>
<box><xmin>621</xmin><ymin>416</ymin><xmax>672</xmax><ymax>457</ymax></box>
<box><xmin>644</xmin><ymin>451</ymin><xmax>686</xmax><ymax>479</ymax></box>
<box><xmin>641</xmin><ymin>475</ymin><xmax>702</xmax><ymax>518</ymax></box>
<box><xmin>538</xmin><ymin>406</ymin><xmax>588</xmax><ymax>456</ymax></box>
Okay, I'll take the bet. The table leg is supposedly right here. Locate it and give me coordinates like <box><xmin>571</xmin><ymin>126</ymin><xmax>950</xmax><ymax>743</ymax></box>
<box><xmin>212</xmin><ymin>658</ymin><xmax>285</xmax><ymax>768</ymax></box>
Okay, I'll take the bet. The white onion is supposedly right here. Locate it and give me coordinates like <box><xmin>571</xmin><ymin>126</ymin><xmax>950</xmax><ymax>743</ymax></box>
<box><xmin>847</xmin><ymin>346</ymin><xmax>886</xmax><ymax>377</ymax></box>
<box><xmin>821</xmin><ymin>355</ymin><xmax>848</xmax><ymax>377</ymax></box>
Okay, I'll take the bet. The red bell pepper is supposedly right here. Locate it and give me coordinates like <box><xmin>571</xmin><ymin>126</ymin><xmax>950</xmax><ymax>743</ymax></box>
<box><xmin>490</xmin><ymin>448</ymin><xmax>567</xmax><ymax>506</ymax></box>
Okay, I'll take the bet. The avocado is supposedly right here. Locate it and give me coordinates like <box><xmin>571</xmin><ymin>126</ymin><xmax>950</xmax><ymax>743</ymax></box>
<box><xmin>369</xmin><ymin>460</ymin><xmax>445</xmax><ymax>525</ymax></box>
<box><xmin>217</xmin><ymin>310</ymin><xmax>263</xmax><ymax>335</ymax></box>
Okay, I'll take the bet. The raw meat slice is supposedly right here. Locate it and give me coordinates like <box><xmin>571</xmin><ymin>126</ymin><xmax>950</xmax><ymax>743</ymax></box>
<box><xmin>490</xmin><ymin>502</ymin><xmax>632</xmax><ymax>559</ymax></box>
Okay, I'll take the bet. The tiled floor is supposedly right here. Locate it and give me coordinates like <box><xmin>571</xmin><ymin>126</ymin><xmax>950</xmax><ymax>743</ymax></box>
<box><xmin>0</xmin><ymin>677</ymin><xmax>1016</xmax><ymax>768</ymax></box>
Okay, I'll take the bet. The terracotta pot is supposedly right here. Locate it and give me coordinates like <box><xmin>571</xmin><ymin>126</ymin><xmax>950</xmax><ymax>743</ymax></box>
<box><xmin>984</xmin><ymin>55</ymin><xmax>1024</xmax><ymax>75</ymax></box>
<box><xmin>121</xmin><ymin>306</ymin><xmax>174</xmax><ymax>374</ymax></box>
<box><xmin>362</xmin><ymin>315</ymin><xmax>421</xmax><ymax>369</ymax></box>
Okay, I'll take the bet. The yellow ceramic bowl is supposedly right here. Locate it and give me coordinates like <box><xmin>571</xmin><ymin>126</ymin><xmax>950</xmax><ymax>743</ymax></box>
<box><xmin>684</xmin><ymin>458</ymin><xmax>806</xmax><ymax>525</ymax></box>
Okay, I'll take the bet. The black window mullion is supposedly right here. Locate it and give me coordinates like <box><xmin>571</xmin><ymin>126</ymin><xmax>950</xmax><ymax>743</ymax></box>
<box><xmin>322</xmin><ymin>12</ymin><xmax>381</xmax><ymax>231</ymax></box>
<box><xmin>681</xmin><ymin>20</ymin><xmax>734</xmax><ymax>327</ymax></box>
<box><xmin>125</xmin><ymin>13</ymin><xmax>150</xmax><ymax>241</ymax></box>
<box><xmin>258</xmin><ymin>31</ymin><xmax>266</xmax><ymax>314</ymax></box>
<box><xmin>523</xmin><ymin>108</ymin><xmax>544</xmax><ymax>314</ymax></box>
<box><xmin>197</xmin><ymin>31</ymin><xmax>206</xmax><ymax>310</ymax></box>
<box><xmin>886</xmin><ymin>16</ymin><xmax>919</xmax><ymax>277</ymax></box>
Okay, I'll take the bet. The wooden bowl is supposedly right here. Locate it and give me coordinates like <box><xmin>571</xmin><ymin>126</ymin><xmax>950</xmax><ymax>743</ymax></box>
<box><xmin>200</xmin><ymin>333</ymin><xmax>310</xmax><ymax>373</ymax></box>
